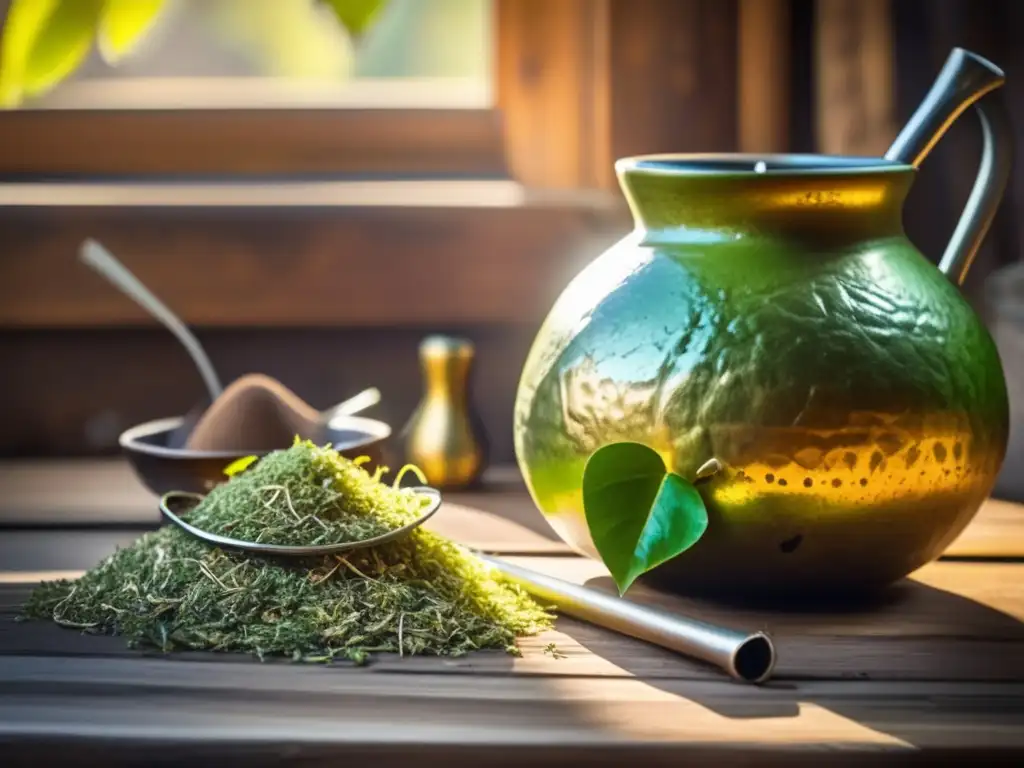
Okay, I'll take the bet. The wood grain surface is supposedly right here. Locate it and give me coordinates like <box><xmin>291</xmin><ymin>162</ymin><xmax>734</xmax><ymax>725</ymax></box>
<box><xmin>1</xmin><ymin>459</ymin><xmax>1020</xmax><ymax>557</ymax></box>
<box><xmin>0</xmin><ymin>109</ymin><xmax>508</xmax><ymax>178</ymax></box>
<box><xmin>1</xmin><ymin>459</ymin><xmax>1023</xmax><ymax>762</ymax></box>
<box><xmin>0</xmin><ymin>203</ymin><xmax>603</xmax><ymax>328</ymax></box>
<box><xmin>738</xmin><ymin>0</ymin><xmax>790</xmax><ymax>153</ymax></box>
<box><xmin>6</xmin><ymin>554</ymin><xmax>1023</xmax><ymax>682</ymax></box>
<box><xmin>815</xmin><ymin>0</ymin><xmax>897</xmax><ymax>156</ymax></box>
<box><xmin>497</xmin><ymin>0</ymin><xmax>739</xmax><ymax>191</ymax></box>
<box><xmin>2</xmin><ymin>564</ymin><xmax>1024</xmax><ymax>763</ymax></box>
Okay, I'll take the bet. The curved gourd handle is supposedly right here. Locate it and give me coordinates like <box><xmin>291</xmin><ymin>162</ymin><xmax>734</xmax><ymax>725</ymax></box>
<box><xmin>885</xmin><ymin>48</ymin><xmax>1013</xmax><ymax>286</ymax></box>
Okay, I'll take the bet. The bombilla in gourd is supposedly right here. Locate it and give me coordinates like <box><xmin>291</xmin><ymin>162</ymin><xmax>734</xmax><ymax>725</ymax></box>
<box><xmin>79</xmin><ymin>239</ymin><xmax>224</xmax><ymax>401</ymax></box>
<box><xmin>885</xmin><ymin>47</ymin><xmax>1012</xmax><ymax>286</ymax></box>
<box><xmin>885</xmin><ymin>48</ymin><xmax>1004</xmax><ymax>167</ymax></box>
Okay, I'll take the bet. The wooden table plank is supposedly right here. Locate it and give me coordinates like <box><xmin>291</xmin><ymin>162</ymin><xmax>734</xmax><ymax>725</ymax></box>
<box><xmin>0</xmin><ymin>459</ymin><xmax>572</xmax><ymax>555</ymax></box>
<box><xmin>509</xmin><ymin>557</ymin><xmax>1024</xmax><ymax>638</ymax></box>
<box><xmin>7</xmin><ymin>558</ymin><xmax>1022</xmax><ymax>639</ymax></box>
<box><xmin>4</xmin><ymin>558</ymin><xmax>1024</xmax><ymax>683</ymax></box>
<box><xmin>0</xmin><ymin>530</ymin><xmax>149</xmax><ymax>573</ymax></box>
<box><xmin>1</xmin><ymin>458</ymin><xmax>1021</xmax><ymax>557</ymax></box>
<box><xmin>5</xmin><ymin>596</ymin><xmax>1019</xmax><ymax>683</ymax></box>
<box><xmin>1</xmin><ymin>522</ymin><xmax>1022</xmax><ymax>760</ymax></box>
<box><xmin>1</xmin><ymin>655</ymin><xmax>1022</xmax><ymax>757</ymax></box>
<box><xmin>946</xmin><ymin>498</ymin><xmax>1024</xmax><ymax>558</ymax></box>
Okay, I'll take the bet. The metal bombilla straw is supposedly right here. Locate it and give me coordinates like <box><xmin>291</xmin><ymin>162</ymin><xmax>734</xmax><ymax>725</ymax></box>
<box><xmin>483</xmin><ymin>556</ymin><xmax>776</xmax><ymax>684</ymax></box>
<box><xmin>884</xmin><ymin>47</ymin><xmax>1012</xmax><ymax>285</ymax></box>
<box><xmin>78</xmin><ymin>238</ymin><xmax>224</xmax><ymax>401</ymax></box>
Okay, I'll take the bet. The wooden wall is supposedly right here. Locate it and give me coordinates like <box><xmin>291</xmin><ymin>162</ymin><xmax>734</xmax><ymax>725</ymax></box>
<box><xmin>0</xmin><ymin>204</ymin><xmax>620</xmax><ymax>462</ymax></box>
<box><xmin>1</xmin><ymin>0</ymin><xmax>1022</xmax><ymax>463</ymax></box>
<box><xmin>0</xmin><ymin>326</ymin><xmax>537</xmax><ymax>460</ymax></box>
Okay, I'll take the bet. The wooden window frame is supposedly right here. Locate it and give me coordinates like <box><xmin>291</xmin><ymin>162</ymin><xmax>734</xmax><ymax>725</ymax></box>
<box><xmin>0</xmin><ymin>0</ymin><xmax>790</xmax><ymax>187</ymax></box>
<box><xmin>0</xmin><ymin>107</ymin><xmax>511</xmax><ymax>179</ymax></box>
<box><xmin>0</xmin><ymin>0</ymin><xmax>799</xmax><ymax>330</ymax></box>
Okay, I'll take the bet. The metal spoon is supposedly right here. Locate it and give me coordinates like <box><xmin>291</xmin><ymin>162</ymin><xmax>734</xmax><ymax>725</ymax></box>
<box><xmin>79</xmin><ymin>238</ymin><xmax>224</xmax><ymax>402</ymax></box>
<box><xmin>158</xmin><ymin>486</ymin><xmax>442</xmax><ymax>556</ymax></box>
<box><xmin>322</xmin><ymin>386</ymin><xmax>382</xmax><ymax>425</ymax></box>
<box><xmin>81</xmin><ymin>240</ymin><xmax>381</xmax><ymax>447</ymax></box>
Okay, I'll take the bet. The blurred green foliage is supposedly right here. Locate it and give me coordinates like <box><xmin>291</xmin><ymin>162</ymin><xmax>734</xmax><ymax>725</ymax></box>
<box><xmin>0</xmin><ymin>0</ymin><xmax>388</xmax><ymax>107</ymax></box>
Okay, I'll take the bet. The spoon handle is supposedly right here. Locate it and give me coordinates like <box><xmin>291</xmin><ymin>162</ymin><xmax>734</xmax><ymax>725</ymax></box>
<box><xmin>322</xmin><ymin>387</ymin><xmax>382</xmax><ymax>425</ymax></box>
<box><xmin>79</xmin><ymin>239</ymin><xmax>223</xmax><ymax>400</ymax></box>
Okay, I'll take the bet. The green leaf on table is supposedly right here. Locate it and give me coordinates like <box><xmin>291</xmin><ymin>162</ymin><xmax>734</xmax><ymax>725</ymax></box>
<box><xmin>224</xmin><ymin>455</ymin><xmax>259</xmax><ymax>478</ymax></box>
<box><xmin>99</xmin><ymin>0</ymin><xmax>167</xmax><ymax>64</ymax></box>
<box><xmin>582</xmin><ymin>442</ymin><xmax>708</xmax><ymax>595</ymax></box>
<box><xmin>0</xmin><ymin>0</ymin><xmax>104</xmax><ymax>107</ymax></box>
<box><xmin>320</xmin><ymin>0</ymin><xmax>388</xmax><ymax>37</ymax></box>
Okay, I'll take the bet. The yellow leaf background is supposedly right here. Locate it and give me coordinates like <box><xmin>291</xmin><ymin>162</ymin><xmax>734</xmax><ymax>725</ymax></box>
<box><xmin>0</xmin><ymin>0</ymin><xmax>382</xmax><ymax>108</ymax></box>
<box><xmin>0</xmin><ymin>0</ymin><xmax>104</xmax><ymax>106</ymax></box>
<box><xmin>98</xmin><ymin>0</ymin><xmax>167</xmax><ymax>64</ymax></box>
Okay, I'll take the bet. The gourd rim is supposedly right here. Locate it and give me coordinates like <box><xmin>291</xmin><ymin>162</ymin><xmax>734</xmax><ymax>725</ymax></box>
<box><xmin>617</xmin><ymin>153</ymin><xmax>915</xmax><ymax>177</ymax></box>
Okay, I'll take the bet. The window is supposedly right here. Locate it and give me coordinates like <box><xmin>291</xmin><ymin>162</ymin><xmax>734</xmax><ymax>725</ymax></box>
<box><xmin>20</xmin><ymin>0</ymin><xmax>493</xmax><ymax>110</ymax></box>
<box><xmin>0</xmin><ymin>0</ymin><xmax>504</xmax><ymax>179</ymax></box>
<box><xmin>0</xmin><ymin>0</ymin><xmax>764</xmax><ymax>460</ymax></box>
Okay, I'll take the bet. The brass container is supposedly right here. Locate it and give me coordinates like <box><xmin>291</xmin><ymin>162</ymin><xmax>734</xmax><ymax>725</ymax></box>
<box><xmin>404</xmin><ymin>335</ymin><xmax>486</xmax><ymax>489</ymax></box>
<box><xmin>513</xmin><ymin>49</ymin><xmax>1013</xmax><ymax>597</ymax></box>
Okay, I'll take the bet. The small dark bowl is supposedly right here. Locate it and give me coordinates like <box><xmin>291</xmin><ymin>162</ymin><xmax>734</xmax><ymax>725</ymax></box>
<box><xmin>120</xmin><ymin>415</ymin><xmax>392</xmax><ymax>497</ymax></box>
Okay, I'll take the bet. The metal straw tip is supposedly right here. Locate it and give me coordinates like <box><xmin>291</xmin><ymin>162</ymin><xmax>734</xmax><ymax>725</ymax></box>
<box><xmin>78</xmin><ymin>238</ymin><xmax>109</xmax><ymax>267</ymax></box>
<box><xmin>951</xmin><ymin>47</ymin><xmax>1005</xmax><ymax>81</ymax></box>
<box><xmin>730</xmin><ymin>632</ymin><xmax>776</xmax><ymax>684</ymax></box>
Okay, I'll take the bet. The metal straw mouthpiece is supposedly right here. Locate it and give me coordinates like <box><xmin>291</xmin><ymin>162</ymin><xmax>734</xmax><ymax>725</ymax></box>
<box><xmin>483</xmin><ymin>555</ymin><xmax>776</xmax><ymax>684</ymax></box>
<box><xmin>885</xmin><ymin>47</ymin><xmax>1004</xmax><ymax>168</ymax></box>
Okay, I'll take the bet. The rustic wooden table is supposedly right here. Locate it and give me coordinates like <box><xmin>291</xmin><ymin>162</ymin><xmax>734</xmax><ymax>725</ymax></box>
<box><xmin>1</xmin><ymin>460</ymin><xmax>1022</xmax><ymax>766</ymax></box>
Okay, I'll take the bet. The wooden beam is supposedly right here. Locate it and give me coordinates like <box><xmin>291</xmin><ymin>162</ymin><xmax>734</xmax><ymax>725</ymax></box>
<box><xmin>496</xmin><ymin>0</ymin><xmax>612</xmax><ymax>189</ymax></box>
<box><xmin>738</xmin><ymin>0</ymin><xmax>791</xmax><ymax>153</ymax></box>
<box><xmin>607</xmin><ymin>0</ymin><xmax>739</xmax><ymax>161</ymax></box>
<box><xmin>0</xmin><ymin>108</ymin><xmax>508</xmax><ymax>178</ymax></box>
<box><xmin>815</xmin><ymin>0</ymin><xmax>897</xmax><ymax>156</ymax></box>
<box><xmin>0</xmin><ymin>202</ymin><xmax>605</xmax><ymax>328</ymax></box>
<box><xmin>1</xmin><ymin>4</ymin><xmax>745</xmax><ymax>187</ymax></box>
<box><xmin>496</xmin><ymin>0</ymin><xmax>740</xmax><ymax>190</ymax></box>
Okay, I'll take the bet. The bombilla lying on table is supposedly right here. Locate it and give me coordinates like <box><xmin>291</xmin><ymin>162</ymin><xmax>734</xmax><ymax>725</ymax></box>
<box><xmin>482</xmin><ymin>556</ymin><xmax>776</xmax><ymax>684</ymax></box>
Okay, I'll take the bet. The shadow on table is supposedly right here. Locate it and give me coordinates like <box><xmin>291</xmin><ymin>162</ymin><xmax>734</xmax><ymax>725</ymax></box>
<box><xmin>557</xmin><ymin>574</ymin><xmax>1024</xmax><ymax>743</ymax></box>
